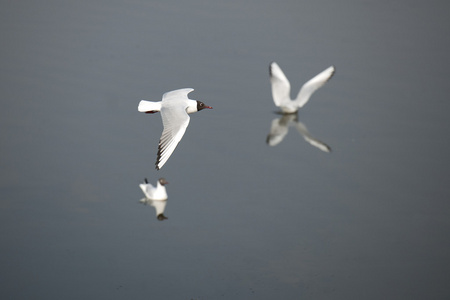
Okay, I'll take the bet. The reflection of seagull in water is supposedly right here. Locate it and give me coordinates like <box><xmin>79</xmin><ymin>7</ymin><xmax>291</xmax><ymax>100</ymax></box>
<box><xmin>138</xmin><ymin>88</ymin><xmax>212</xmax><ymax>170</ymax></box>
<box><xmin>266</xmin><ymin>113</ymin><xmax>331</xmax><ymax>152</ymax></box>
<box><xmin>269</xmin><ymin>62</ymin><xmax>335</xmax><ymax>114</ymax></box>
<box><xmin>139</xmin><ymin>178</ymin><xmax>169</xmax><ymax>220</ymax></box>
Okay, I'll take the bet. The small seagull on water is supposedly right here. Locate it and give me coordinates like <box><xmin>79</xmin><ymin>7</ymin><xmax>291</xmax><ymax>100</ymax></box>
<box><xmin>139</xmin><ymin>178</ymin><xmax>169</xmax><ymax>201</ymax></box>
<box><xmin>138</xmin><ymin>88</ymin><xmax>212</xmax><ymax>170</ymax></box>
<box><xmin>139</xmin><ymin>178</ymin><xmax>169</xmax><ymax>220</ymax></box>
<box><xmin>269</xmin><ymin>62</ymin><xmax>335</xmax><ymax>114</ymax></box>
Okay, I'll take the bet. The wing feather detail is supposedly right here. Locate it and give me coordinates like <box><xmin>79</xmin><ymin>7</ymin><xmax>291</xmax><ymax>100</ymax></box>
<box><xmin>269</xmin><ymin>62</ymin><xmax>291</xmax><ymax>107</ymax></box>
<box><xmin>155</xmin><ymin>104</ymin><xmax>190</xmax><ymax>170</ymax></box>
<box><xmin>295</xmin><ymin>66</ymin><xmax>335</xmax><ymax>108</ymax></box>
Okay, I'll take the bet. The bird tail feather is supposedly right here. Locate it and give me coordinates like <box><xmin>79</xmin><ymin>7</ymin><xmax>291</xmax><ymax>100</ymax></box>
<box><xmin>138</xmin><ymin>100</ymin><xmax>161</xmax><ymax>113</ymax></box>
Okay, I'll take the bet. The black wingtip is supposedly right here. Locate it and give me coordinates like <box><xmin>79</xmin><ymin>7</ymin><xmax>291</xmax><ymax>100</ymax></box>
<box><xmin>269</xmin><ymin>61</ymin><xmax>275</xmax><ymax>76</ymax></box>
<box><xmin>326</xmin><ymin>66</ymin><xmax>336</xmax><ymax>82</ymax></box>
<box><xmin>155</xmin><ymin>141</ymin><xmax>162</xmax><ymax>170</ymax></box>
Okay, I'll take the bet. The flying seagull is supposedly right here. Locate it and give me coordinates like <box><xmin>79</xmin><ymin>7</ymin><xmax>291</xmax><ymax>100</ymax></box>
<box><xmin>269</xmin><ymin>62</ymin><xmax>335</xmax><ymax>113</ymax></box>
<box><xmin>138</xmin><ymin>88</ymin><xmax>212</xmax><ymax>170</ymax></box>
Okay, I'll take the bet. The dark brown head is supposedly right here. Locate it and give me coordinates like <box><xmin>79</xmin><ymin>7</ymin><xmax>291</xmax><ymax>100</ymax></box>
<box><xmin>196</xmin><ymin>100</ymin><xmax>213</xmax><ymax>111</ymax></box>
<box><xmin>158</xmin><ymin>178</ymin><xmax>169</xmax><ymax>185</ymax></box>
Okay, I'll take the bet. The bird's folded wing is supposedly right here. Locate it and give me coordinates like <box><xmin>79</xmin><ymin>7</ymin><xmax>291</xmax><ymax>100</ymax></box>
<box><xmin>139</xmin><ymin>183</ymin><xmax>155</xmax><ymax>199</ymax></box>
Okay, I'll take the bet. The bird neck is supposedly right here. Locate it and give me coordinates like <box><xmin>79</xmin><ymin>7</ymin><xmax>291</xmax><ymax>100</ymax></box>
<box><xmin>185</xmin><ymin>99</ymin><xmax>198</xmax><ymax>114</ymax></box>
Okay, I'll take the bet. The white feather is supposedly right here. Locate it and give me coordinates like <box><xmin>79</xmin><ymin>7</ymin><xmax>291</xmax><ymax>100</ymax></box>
<box><xmin>138</xmin><ymin>100</ymin><xmax>161</xmax><ymax>112</ymax></box>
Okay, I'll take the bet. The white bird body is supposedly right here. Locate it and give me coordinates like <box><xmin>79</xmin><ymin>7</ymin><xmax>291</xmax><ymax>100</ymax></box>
<box><xmin>139</xmin><ymin>178</ymin><xmax>168</xmax><ymax>201</ymax></box>
<box><xmin>269</xmin><ymin>62</ymin><xmax>335</xmax><ymax>114</ymax></box>
<box><xmin>138</xmin><ymin>88</ymin><xmax>212</xmax><ymax>170</ymax></box>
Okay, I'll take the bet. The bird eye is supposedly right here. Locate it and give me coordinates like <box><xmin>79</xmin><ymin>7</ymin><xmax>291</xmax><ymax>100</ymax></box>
<box><xmin>200</xmin><ymin>103</ymin><xmax>204</xmax><ymax>106</ymax></box>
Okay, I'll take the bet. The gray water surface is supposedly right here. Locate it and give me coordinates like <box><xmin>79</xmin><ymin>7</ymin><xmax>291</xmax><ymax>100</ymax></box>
<box><xmin>1</xmin><ymin>1</ymin><xmax>450</xmax><ymax>299</ymax></box>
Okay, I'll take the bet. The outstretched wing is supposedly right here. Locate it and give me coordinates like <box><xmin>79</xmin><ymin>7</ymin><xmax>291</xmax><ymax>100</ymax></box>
<box><xmin>162</xmin><ymin>88</ymin><xmax>194</xmax><ymax>101</ymax></box>
<box><xmin>156</xmin><ymin>95</ymin><xmax>191</xmax><ymax>170</ymax></box>
<box><xmin>269</xmin><ymin>62</ymin><xmax>291</xmax><ymax>107</ymax></box>
<box><xmin>295</xmin><ymin>66</ymin><xmax>335</xmax><ymax>108</ymax></box>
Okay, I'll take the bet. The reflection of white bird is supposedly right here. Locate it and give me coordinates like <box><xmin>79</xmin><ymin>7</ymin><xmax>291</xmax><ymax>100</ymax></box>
<box><xmin>139</xmin><ymin>178</ymin><xmax>169</xmax><ymax>220</ymax></box>
<box><xmin>138</xmin><ymin>88</ymin><xmax>212</xmax><ymax>170</ymax></box>
<box><xmin>140</xmin><ymin>198</ymin><xmax>168</xmax><ymax>221</ymax></box>
<box><xmin>269</xmin><ymin>62</ymin><xmax>335</xmax><ymax>114</ymax></box>
<box><xmin>139</xmin><ymin>178</ymin><xmax>169</xmax><ymax>200</ymax></box>
<box><xmin>267</xmin><ymin>114</ymin><xmax>331</xmax><ymax>152</ymax></box>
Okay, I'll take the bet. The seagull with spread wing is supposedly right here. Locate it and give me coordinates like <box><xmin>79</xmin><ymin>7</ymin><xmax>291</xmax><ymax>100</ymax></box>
<box><xmin>138</xmin><ymin>88</ymin><xmax>212</xmax><ymax>170</ymax></box>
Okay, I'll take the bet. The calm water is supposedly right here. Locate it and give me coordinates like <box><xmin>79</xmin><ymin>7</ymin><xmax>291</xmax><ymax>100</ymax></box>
<box><xmin>1</xmin><ymin>1</ymin><xmax>450</xmax><ymax>299</ymax></box>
